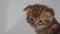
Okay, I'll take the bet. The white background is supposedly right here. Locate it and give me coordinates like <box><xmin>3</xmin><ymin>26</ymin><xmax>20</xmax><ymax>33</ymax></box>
<box><xmin>0</xmin><ymin>0</ymin><xmax>60</xmax><ymax>34</ymax></box>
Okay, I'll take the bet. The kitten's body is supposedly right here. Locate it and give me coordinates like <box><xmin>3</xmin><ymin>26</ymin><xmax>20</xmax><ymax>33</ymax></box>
<box><xmin>24</xmin><ymin>4</ymin><xmax>60</xmax><ymax>34</ymax></box>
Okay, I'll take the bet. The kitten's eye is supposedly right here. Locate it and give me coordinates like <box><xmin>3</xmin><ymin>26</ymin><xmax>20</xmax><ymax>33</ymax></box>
<box><xmin>39</xmin><ymin>20</ymin><xmax>43</xmax><ymax>23</ymax></box>
<box><xmin>30</xmin><ymin>18</ymin><xmax>33</xmax><ymax>21</ymax></box>
<box><xmin>30</xmin><ymin>18</ymin><xmax>34</xmax><ymax>24</ymax></box>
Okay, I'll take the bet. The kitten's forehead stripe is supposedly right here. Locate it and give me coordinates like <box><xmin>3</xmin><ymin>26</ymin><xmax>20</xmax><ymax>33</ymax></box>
<box><xmin>28</xmin><ymin>4</ymin><xmax>48</xmax><ymax>17</ymax></box>
<box><xmin>24</xmin><ymin>4</ymin><xmax>54</xmax><ymax>17</ymax></box>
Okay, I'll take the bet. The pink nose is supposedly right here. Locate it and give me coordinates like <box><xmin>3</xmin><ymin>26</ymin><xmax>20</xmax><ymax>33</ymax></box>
<box><xmin>34</xmin><ymin>23</ymin><xmax>39</xmax><ymax>28</ymax></box>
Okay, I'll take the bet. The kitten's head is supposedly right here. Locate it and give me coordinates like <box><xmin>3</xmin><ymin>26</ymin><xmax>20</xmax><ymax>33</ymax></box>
<box><xmin>24</xmin><ymin>4</ymin><xmax>55</xmax><ymax>30</ymax></box>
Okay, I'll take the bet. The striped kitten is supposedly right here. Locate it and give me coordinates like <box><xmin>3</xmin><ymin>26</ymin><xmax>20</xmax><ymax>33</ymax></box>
<box><xmin>24</xmin><ymin>4</ymin><xmax>60</xmax><ymax>34</ymax></box>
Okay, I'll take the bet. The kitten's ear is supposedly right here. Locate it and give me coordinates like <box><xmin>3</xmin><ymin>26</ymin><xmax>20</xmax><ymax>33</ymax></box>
<box><xmin>46</xmin><ymin>8</ymin><xmax>55</xmax><ymax>16</ymax></box>
<box><xmin>23</xmin><ymin>5</ymin><xmax>32</xmax><ymax>11</ymax></box>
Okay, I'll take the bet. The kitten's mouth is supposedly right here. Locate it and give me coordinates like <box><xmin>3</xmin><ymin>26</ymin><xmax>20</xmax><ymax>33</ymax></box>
<box><xmin>34</xmin><ymin>25</ymin><xmax>46</xmax><ymax>29</ymax></box>
<box><xmin>33</xmin><ymin>23</ymin><xmax>51</xmax><ymax>30</ymax></box>
<box><xmin>33</xmin><ymin>25</ymin><xmax>50</xmax><ymax>31</ymax></box>
<box><xmin>30</xmin><ymin>23</ymin><xmax>46</xmax><ymax>29</ymax></box>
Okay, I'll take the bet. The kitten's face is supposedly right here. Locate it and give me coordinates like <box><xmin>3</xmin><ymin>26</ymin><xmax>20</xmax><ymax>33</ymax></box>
<box><xmin>24</xmin><ymin>4</ymin><xmax>54</xmax><ymax>30</ymax></box>
<box><xmin>26</xmin><ymin>9</ymin><xmax>53</xmax><ymax>30</ymax></box>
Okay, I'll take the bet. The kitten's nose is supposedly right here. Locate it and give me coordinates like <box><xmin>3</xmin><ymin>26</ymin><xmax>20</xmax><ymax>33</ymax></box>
<box><xmin>34</xmin><ymin>23</ymin><xmax>39</xmax><ymax>28</ymax></box>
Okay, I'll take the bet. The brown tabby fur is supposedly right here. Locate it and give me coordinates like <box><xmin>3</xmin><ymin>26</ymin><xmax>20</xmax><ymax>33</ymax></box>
<box><xmin>23</xmin><ymin>4</ymin><xmax>60</xmax><ymax>34</ymax></box>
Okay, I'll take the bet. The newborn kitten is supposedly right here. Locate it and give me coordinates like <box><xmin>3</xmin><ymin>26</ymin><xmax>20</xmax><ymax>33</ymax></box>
<box><xmin>24</xmin><ymin>4</ymin><xmax>60</xmax><ymax>34</ymax></box>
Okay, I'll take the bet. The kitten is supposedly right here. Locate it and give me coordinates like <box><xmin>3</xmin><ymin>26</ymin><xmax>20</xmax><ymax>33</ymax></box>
<box><xmin>23</xmin><ymin>4</ymin><xmax>60</xmax><ymax>34</ymax></box>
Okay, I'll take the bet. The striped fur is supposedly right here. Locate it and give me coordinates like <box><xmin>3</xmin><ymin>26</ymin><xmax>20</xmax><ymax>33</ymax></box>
<box><xmin>24</xmin><ymin>4</ymin><xmax>60</xmax><ymax>34</ymax></box>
